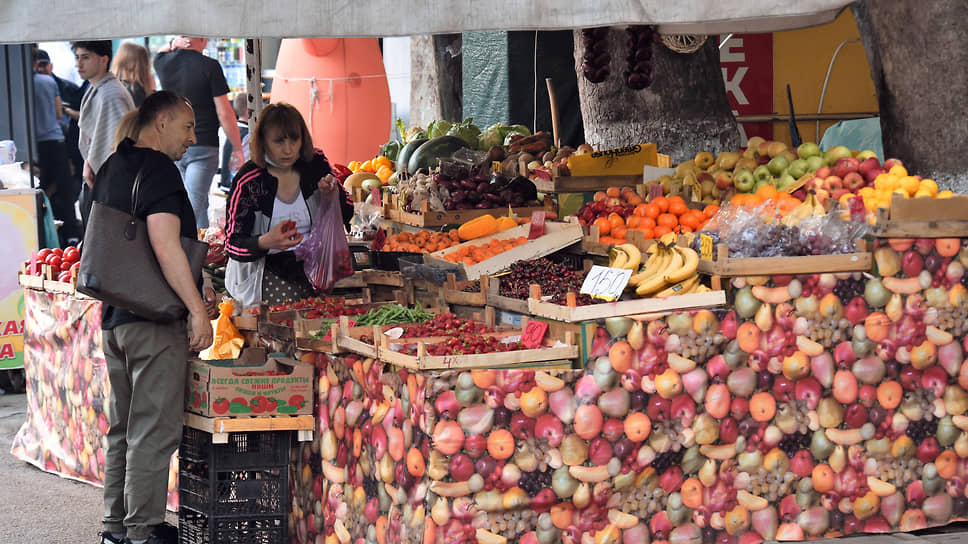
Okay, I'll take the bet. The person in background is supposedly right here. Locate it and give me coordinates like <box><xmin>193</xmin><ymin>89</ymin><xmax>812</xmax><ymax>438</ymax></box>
<box><xmin>154</xmin><ymin>36</ymin><xmax>244</xmax><ymax>229</ymax></box>
<box><xmin>224</xmin><ymin>103</ymin><xmax>353</xmax><ymax>306</ymax></box>
<box><xmin>51</xmin><ymin>59</ymin><xmax>86</xmax><ymax>216</ymax></box>
<box><xmin>111</xmin><ymin>42</ymin><xmax>155</xmax><ymax>107</ymax></box>
<box><xmin>32</xmin><ymin>49</ymin><xmax>79</xmax><ymax>245</ymax></box>
<box><xmin>72</xmin><ymin>40</ymin><xmax>135</xmax><ymax>229</ymax></box>
<box><xmin>218</xmin><ymin>93</ymin><xmax>249</xmax><ymax>193</ymax></box>
<box><xmin>93</xmin><ymin>90</ymin><xmax>217</xmax><ymax>544</ymax></box>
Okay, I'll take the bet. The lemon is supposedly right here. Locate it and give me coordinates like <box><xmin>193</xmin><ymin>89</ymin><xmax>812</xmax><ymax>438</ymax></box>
<box><xmin>938</xmin><ymin>190</ymin><xmax>955</xmax><ymax>199</ymax></box>
<box><xmin>885</xmin><ymin>174</ymin><xmax>901</xmax><ymax>191</ymax></box>
<box><xmin>873</xmin><ymin>174</ymin><xmax>889</xmax><ymax>191</ymax></box>
<box><xmin>919</xmin><ymin>178</ymin><xmax>938</xmax><ymax>196</ymax></box>
<box><xmin>889</xmin><ymin>164</ymin><xmax>908</xmax><ymax>177</ymax></box>
<box><xmin>914</xmin><ymin>189</ymin><xmax>933</xmax><ymax>198</ymax></box>
<box><xmin>899</xmin><ymin>176</ymin><xmax>920</xmax><ymax>196</ymax></box>
<box><xmin>893</xmin><ymin>188</ymin><xmax>910</xmax><ymax>199</ymax></box>
<box><xmin>859</xmin><ymin>186</ymin><xmax>875</xmax><ymax>198</ymax></box>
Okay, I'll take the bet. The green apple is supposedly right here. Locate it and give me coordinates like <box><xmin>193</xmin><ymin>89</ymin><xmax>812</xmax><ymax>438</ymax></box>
<box><xmin>805</xmin><ymin>155</ymin><xmax>825</xmax><ymax>173</ymax></box>
<box><xmin>767</xmin><ymin>155</ymin><xmax>790</xmax><ymax>177</ymax></box>
<box><xmin>823</xmin><ymin>145</ymin><xmax>852</xmax><ymax>166</ymax></box>
<box><xmin>775</xmin><ymin>173</ymin><xmax>796</xmax><ymax>192</ymax></box>
<box><xmin>753</xmin><ymin>165</ymin><xmax>773</xmax><ymax>184</ymax></box>
<box><xmin>788</xmin><ymin>159</ymin><xmax>808</xmax><ymax>179</ymax></box>
<box><xmin>733</xmin><ymin>169</ymin><xmax>755</xmax><ymax>193</ymax></box>
<box><xmin>857</xmin><ymin>149</ymin><xmax>879</xmax><ymax>161</ymax></box>
<box><xmin>797</xmin><ymin>142</ymin><xmax>822</xmax><ymax>159</ymax></box>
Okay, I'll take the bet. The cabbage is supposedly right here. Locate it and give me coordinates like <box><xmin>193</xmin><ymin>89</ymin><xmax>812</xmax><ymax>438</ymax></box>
<box><xmin>447</xmin><ymin>118</ymin><xmax>481</xmax><ymax>148</ymax></box>
<box><xmin>478</xmin><ymin>123</ymin><xmax>510</xmax><ymax>150</ymax></box>
<box><xmin>426</xmin><ymin>120</ymin><xmax>453</xmax><ymax>139</ymax></box>
<box><xmin>503</xmin><ymin>125</ymin><xmax>531</xmax><ymax>146</ymax></box>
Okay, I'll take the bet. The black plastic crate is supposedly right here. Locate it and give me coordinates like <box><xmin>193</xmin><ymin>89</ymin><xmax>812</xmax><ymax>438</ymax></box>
<box><xmin>370</xmin><ymin>250</ymin><xmax>423</xmax><ymax>271</ymax></box>
<box><xmin>180</xmin><ymin>427</ymin><xmax>290</xmax><ymax>469</ymax></box>
<box><xmin>178</xmin><ymin>508</ymin><xmax>286</xmax><ymax>544</ymax></box>
<box><xmin>350</xmin><ymin>245</ymin><xmax>372</xmax><ymax>271</ymax></box>
<box><xmin>179</xmin><ymin>463</ymin><xmax>287</xmax><ymax>517</ymax></box>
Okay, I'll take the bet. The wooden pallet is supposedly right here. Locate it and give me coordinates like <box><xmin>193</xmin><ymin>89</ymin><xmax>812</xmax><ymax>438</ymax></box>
<box><xmin>697</xmin><ymin>242</ymin><xmax>872</xmax><ymax>277</ymax></box>
<box><xmin>527</xmin><ymin>286</ymin><xmax>726</xmax><ymax>323</ymax></box>
<box><xmin>425</xmin><ymin>221</ymin><xmax>582</xmax><ymax>281</ymax></box>
<box><xmin>184</xmin><ymin>412</ymin><xmax>315</xmax><ymax>443</ymax></box>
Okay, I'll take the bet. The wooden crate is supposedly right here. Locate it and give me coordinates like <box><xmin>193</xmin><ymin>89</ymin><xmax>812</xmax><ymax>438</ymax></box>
<box><xmin>385</xmin><ymin>194</ymin><xmax>552</xmax><ymax>228</ymax></box>
<box><xmin>485</xmin><ymin>276</ymin><xmax>531</xmax><ymax>315</ymax></box>
<box><xmin>332</xmin><ymin>316</ymin><xmax>386</xmax><ymax>358</ymax></box>
<box><xmin>333</xmin><ymin>271</ymin><xmax>367</xmax><ymax>289</ymax></box>
<box><xmin>18</xmin><ymin>273</ymin><xmax>44</xmax><ymax>290</ymax></box>
<box><xmin>362</xmin><ymin>269</ymin><xmax>406</xmax><ymax>287</ymax></box>
<box><xmin>531</xmin><ymin>174</ymin><xmax>643</xmax><ymax>194</ymax></box>
<box><xmin>873</xmin><ymin>195</ymin><xmax>968</xmax><ymax>238</ymax></box>
<box><xmin>579</xmin><ymin>223</ymin><xmax>655</xmax><ymax>256</ymax></box>
<box><xmin>424</xmin><ymin>221</ymin><xmax>582</xmax><ymax>281</ymax></box>
<box><xmin>442</xmin><ymin>273</ymin><xmax>488</xmax><ymax>306</ymax></box>
<box><xmin>697</xmin><ymin>242</ymin><xmax>872</xmax><ymax>277</ymax></box>
<box><xmin>527</xmin><ymin>287</ymin><xmax>727</xmax><ymax>323</ymax></box>
<box><xmin>377</xmin><ymin>322</ymin><xmax>579</xmax><ymax>371</ymax></box>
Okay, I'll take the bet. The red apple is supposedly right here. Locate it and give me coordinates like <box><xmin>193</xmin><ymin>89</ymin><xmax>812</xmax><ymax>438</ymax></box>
<box><xmin>916</xmin><ymin>437</ymin><xmax>940</xmax><ymax>463</ymax></box>
<box><xmin>463</xmin><ymin>434</ymin><xmax>487</xmax><ymax>458</ymax></box>
<box><xmin>833</xmin><ymin>157</ymin><xmax>860</xmax><ymax>179</ymax></box>
<box><xmin>588</xmin><ymin>437</ymin><xmax>614</xmax><ymax>465</ymax></box>
<box><xmin>902</xmin><ymin>251</ymin><xmax>924</xmax><ymax>277</ymax></box>
<box><xmin>533</xmin><ymin>415</ymin><xmax>563</xmax><ymax>447</ymax></box>
<box><xmin>844</xmin><ymin>404</ymin><xmax>868</xmax><ymax>428</ymax></box>
<box><xmin>824</xmin><ymin>176</ymin><xmax>844</xmax><ymax>191</ymax></box>
<box><xmin>815</xmin><ymin>166</ymin><xmax>831</xmax><ymax>179</ymax></box>
<box><xmin>863</xmin><ymin>167</ymin><xmax>884</xmax><ymax>184</ymax></box>
<box><xmin>830</xmin><ymin>188</ymin><xmax>849</xmax><ymax>202</ymax></box>
<box><xmin>899</xmin><ymin>366</ymin><xmax>922</xmax><ymax>391</ymax></box>
<box><xmin>915</xmin><ymin>238</ymin><xmax>935</xmax><ymax>256</ymax></box>
<box><xmin>883</xmin><ymin>158</ymin><xmax>903</xmax><ymax>171</ymax></box>
<box><xmin>845</xmin><ymin>297</ymin><xmax>869</xmax><ymax>326</ymax></box>
<box><xmin>921</xmin><ymin>365</ymin><xmax>948</xmax><ymax>398</ymax></box>
<box><xmin>791</xmin><ymin>449</ymin><xmax>815</xmax><ymax>477</ymax></box>
<box><xmin>794</xmin><ymin>377</ymin><xmax>823</xmax><ymax>410</ymax></box>
<box><xmin>719</xmin><ymin>417</ymin><xmax>739</xmax><ymax>443</ymax></box>
<box><xmin>843</xmin><ymin>172</ymin><xmax>865</xmax><ymax>192</ymax></box>
<box><xmin>449</xmin><ymin>453</ymin><xmax>475</xmax><ymax>481</ymax></box>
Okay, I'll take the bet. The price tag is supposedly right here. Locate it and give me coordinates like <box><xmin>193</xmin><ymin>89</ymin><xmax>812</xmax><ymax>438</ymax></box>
<box><xmin>492</xmin><ymin>161</ymin><xmax>502</xmax><ymax>173</ymax></box>
<box><xmin>529</xmin><ymin>211</ymin><xmax>546</xmax><ymax>239</ymax></box>
<box><xmin>647</xmin><ymin>183</ymin><xmax>663</xmax><ymax>201</ymax></box>
<box><xmin>579</xmin><ymin>265</ymin><xmax>633</xmax><ymax>301</ymax></box>
<box><xmin>700</xmin><ymin>234</ymin><xmax>714</xmax><ymax>261</ymax></box>
<box><xmin>371</xmin><ymin>187</ymin><xmax>382</xmax><ymax>207</ymax></box>
<box><xmin>521</xmin><ymin>320</ymin><xmax>549</xmax><ymax>349</ymax></box>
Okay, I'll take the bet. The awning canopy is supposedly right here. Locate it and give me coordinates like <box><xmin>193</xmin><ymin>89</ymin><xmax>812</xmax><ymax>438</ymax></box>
<box><xmin>1</xmin><ymin>0</ymin><xmax>852</xmax><ymax>42</ymax></box>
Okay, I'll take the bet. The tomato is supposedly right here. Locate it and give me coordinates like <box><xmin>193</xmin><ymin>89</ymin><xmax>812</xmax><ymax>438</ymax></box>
<box><xmin>213</xmin><ymin>398</ymin><xmax>229</xmax><ymax>414</ymax></box>
<box><xmin>63</xmin><ymin>246</ymin><xmax>79</xmax><ymax>263</ymax></box>
<box><xmin>51</xmin><ymin>247</ymin><xmax>63</xmax><ymax>257</ymax></box>
<box><xmin>70</xmin><ymin>262</ymin><xmax>81</xmax><ymax>271</ymax></box>
<box><xmin>45</xmin><ymin>254</ymin><xmax>62</xmax><ymax>270</ymax></box>
<box><xmin>288</xmin><ymin>394</ymin><xmax>306</xmax><ymax>408</ymax></box>
<box><xmin>36</xmin><ymin>248</ymin><xmax>52</xmax><ymax>261</ymax></box>
<box><xmin>57</xmin><ymin>271</ymin><xmax>72</xmax><ymax>283</ymax></box>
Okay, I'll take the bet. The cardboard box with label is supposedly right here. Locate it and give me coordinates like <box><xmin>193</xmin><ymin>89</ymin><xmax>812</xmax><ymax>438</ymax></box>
<box><xmin>567</xmin><ymin>143</ymin><xmax>659</xmax><ymax>176</ymax></box>
<box><xmin>186</xmin><ymin>347</ymin><xmax>314</xmax><ymax>417</ymax></box>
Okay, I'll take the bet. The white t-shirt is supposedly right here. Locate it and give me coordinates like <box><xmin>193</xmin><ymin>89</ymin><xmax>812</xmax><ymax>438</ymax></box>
<box><xmin>267</xmin><ymin>193</ymin><xmax>312</xmax><ymax>254</ymax></box>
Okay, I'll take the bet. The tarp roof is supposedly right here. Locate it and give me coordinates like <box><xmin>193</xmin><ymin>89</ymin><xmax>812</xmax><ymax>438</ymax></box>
<box><xmin>2</xmin><ymin>0</ymin><xmax>853</xmax><ymax>42</ymax></box>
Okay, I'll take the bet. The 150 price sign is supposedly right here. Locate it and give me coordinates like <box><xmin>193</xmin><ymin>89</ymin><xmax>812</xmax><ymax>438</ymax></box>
<box><xmin>579</xmin><ymin>265</ymin><xmax>632</xmax><ymax>301</ymax></box>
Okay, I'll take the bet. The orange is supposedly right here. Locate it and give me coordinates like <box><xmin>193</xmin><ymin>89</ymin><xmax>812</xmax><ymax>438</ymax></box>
<box><xmin>623</xmin><ymin>412</ymin><xmax>652</xmax><ymax>442</ymax></box>
<box><xmin>679</xmin><ymin>213</ymin><xmax>701</xmax><ymax>232</ymax></box>
<box><xmin>487</xmin><ymin>429</ymin><xmax>515</xmax><ymax>460</ymax></box>
<box><xmin>749</xmin><ymin>392</ymin><xmax>776</xmax><ymax>422</ymax></box>
<box><xmin>607</xmin><ymin>212</ymin><xmax>626</xmax><ymax>229</ymax></box>
<box><xmin>638</xmin><ymin>217</ymin><xmax>656</xmax><ymax>230</ymax></box>
<box><xmin>936</xmin><ymin>450</ymin><xmax>958</xmax><ymax>480</ymax></box>
<box><xmin>703</xmin><ymin>204</ymin><xmax>721</xmax><ymax>218</ymax></box>
<box><xmin>876</xmin><ymin>380</ymin><xmax>902</xmax><ymax>409</ymax></box>
<box><xmin>520</xmin><ymin>386</ymin><xmax>549</xmax><ymax>418</ymax></box>
<box><xmin>667</xmin><ymin>196</ymin><xmax>688</xmax><ymax>216</ymax></box>
<box><xmin>657</xmin><ymin>213</ymin><xmax>678</xmax><ymax>229</ymax></box>
<box><xmin>637</xmin><ymin>227</ymin><xmax>655</xmax><ymax>239</ymax></box>
<box><xmin>608</xmin><ymin>341</ymin><xmax>633</xmax><ymax>373</ymax></box>
<box><xmin>627</xmin><ymin>216</ymin><xmax>641</xmax><ymax>228</ymax></box>
<box><xmin>643</xmin><ymin>203</ymin><xmax>660</xmax><ymax>219</ymax></box>
<box><xmin>755</xmin><ymin>184</ymin><xmax>778</xmax><ymax>201</ymax></box>
<box><xmin>406</xmin><ymin>447</ymin><xmax>425</xmax><ymax>477</ymax></box>
<box><xmin>680</xmin><ymin>478</ymin><xmax>704</xmax><ymax>509</ymax></box>
<box><xmin>593</xmin><ymin>217</ymin><xmax>611</xmax><ymax>236</ymax></box>
<box><xmin>653</xmin><ymin>226</ymin><xmax>672</xmax><ymax>237</ymax></box>
<box><xmin>611</xmin><ymin>226</ymin><xmax>628</xmax><ymax>240</ymax></box>
<box><xmin>812</xmin><ymin>464</ymin><xmax>835</xmax><ymax>493</ymax></box>
<box><xmin>634</xmin><ymin>203</ymin><xmax>649</xmax><ymax>217</ymax></box>
<box><xmin>652</xmin><ymin>195</ymin><xmax>669</xmax><ymax>213</ymax></box>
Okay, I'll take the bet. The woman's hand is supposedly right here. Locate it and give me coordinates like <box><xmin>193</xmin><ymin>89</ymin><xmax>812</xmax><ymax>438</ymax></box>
<box><xmin>258</xmin><ymin>220</ymin><xmax>302</xmax><ymax>251</ymax></box>
<box><xmin>318</xmin><ymin>173</ymin><xmax>339</xmax><ymax>193</ymax></box>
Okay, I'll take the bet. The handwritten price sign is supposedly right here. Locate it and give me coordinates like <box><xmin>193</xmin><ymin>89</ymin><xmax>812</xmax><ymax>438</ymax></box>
<box><xmin>521</xmin><ymin>320</ymin><xmax>549</xmax><ymax>349</ymax></box>
<box><xmin>579</xmin><ymin>265</ymin><xmax>632</xmax><ymax>301</ymax></box>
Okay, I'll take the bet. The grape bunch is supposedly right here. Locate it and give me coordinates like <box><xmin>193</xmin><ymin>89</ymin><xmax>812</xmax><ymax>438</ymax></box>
<box><xmin>499</xmin><ymin>259</ymin><xmax>585</xmax><ymax>300</ymax></box>
<box><xmin>517</xmin><ymin>469</ymin><xmax>552</xmax><ymax>497</ymax></box>
<box><xmin>832</xmin><ymin>276</ymin><xmax>866</xmax><ymax>305</ymax></box>
<box><xmin>581</xmin><ymin>28</ymin><xmax>611</xmax><ymax>83</ymax></box>
<box><xmin>777</xmin><ymin>432</ymin><xmax>812</xmax><ymax>457</ymax></box>
<box><xmin>651</xmin><ymin>449</ymin><xmax>684</xmax><ymax>474</ymax></box>
<box><xmin>625</xmin><ymin>25</ymin><xmax>655</xmax><ymax>90</ymax></box>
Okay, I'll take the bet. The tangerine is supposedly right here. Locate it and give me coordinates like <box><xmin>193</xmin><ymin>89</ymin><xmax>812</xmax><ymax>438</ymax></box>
<box><xmin>608</xmin><ymin>341</ymin><xmax>633</xmax><ymax>373</ymax></box>
<box><xmin>486</xmin><ymin>429</ymin><xmax>515</xmax><ymax>460</ymax></box>
<box><xmin>611</xmin><ymin>226</ymin><xmax>628</xmax><ymax>240</ymax></box>
<box><xmin>593</xmin><ymin>217</ymin><xmax>611</xmax><ymax>235</ymax></box>
<box><xmin>607</xmin><ymin>212</ymin><xmax>626</xmax><ymax>229</ymax></box>
<box><xmin>643</xmin><ymin>203</ymin><xmax>660</xmax><ymax>219</ymax></box>
<box><xmin>657</xmin><ymin>213</ymin><xmax>678</xmax><ymax>229</ymax></box>
<box><xmin>749</xmin><ymin>392</ymin><xmax>777</xmax><ymax>422</ymax></box>
<box><xmin>652</xmin><ymin>195</ymin><xmax>669</xmax><ymax>213</ymax></box>
<box><xmin>637</xmin><ymin>227</ymin><xmax>655</xmax><ymax>238</ymax></box>
<box><xmin>634</xmin><ymin>203</ymin><xmax>649</xmax><ymax>217</ymax></box>
<box><xmin>703</xmin><ymin>204</ymin><xmax>721</xmax><ymax>218</ymax></box>
<box><xmin>668</xmin><ymin>196</ymin><xmax>688</xmax><ymax>216</ymax></box>
<box><xmin>653</xmin><ymin>226</ymin><xmax>672</xmax><ymax>237</ymax></box>
<box><xmin>876</xmin><ymin>380</ymin><xmax>902</xmax><ymax>409</ymax></box>
<box><xmin>623</xmin><ymin>412</ymin><xmax>652</xmax><ymax>442</ymax></box>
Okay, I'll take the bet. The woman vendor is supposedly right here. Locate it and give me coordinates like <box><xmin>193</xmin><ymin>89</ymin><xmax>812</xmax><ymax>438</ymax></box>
<box><xmin>224</xmin><ymin>102</ymin><xmax>354</xmax><ymax>306</ymax></box>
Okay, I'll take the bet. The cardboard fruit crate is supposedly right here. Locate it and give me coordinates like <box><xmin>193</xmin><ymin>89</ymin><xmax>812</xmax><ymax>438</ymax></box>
<box><xmin>873</xmin><ymin>194</ymin><xmax>968</xmax><ymax>238</ymax></box>
<box><xmin>424</xmin><ymin>221</ymin><xmax>582</xmax><ymax>281</ymax></box>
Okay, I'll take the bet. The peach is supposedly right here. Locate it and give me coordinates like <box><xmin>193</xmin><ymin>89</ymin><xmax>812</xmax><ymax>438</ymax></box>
<box><xmin>573</xmin><ymin>405</ymin><xmax>604</xmax><ymax>440</ymax></box>
<box><xmin>832</xmin><ymin>370</ymin><xmax>859</xmax><ymax>404</ymax></box>
<box><xmin>704</xmin><ymin>384</ymin><xmax>731</xmax><ymax>419</ymax></box>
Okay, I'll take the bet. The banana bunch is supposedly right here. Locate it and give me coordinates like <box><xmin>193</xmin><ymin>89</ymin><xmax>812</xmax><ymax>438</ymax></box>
<box><xmin>781</xmin><ymin>191</ymin><xmax>826</xmax><ymax>227</ymax></box>
<box><xmin>608</xmin><ymin>243</ymin><xmax>642</xmax><ymax>271</ymax></box>
<box><xmin>628</xmin><ymin>234</ymin><xmax>708</xmax><ymax>297</ymax></box>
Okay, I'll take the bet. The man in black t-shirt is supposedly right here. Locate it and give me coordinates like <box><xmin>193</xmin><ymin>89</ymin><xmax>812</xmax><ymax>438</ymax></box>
<box><xmin>154</xmin><ymin>37</ymin><xmax>244</xmax><ymax>229</ymax></box>
<box><xmin>92</xmin><ymin>90</ymin><xmax>217</xmax><ymax>544</ymax></box>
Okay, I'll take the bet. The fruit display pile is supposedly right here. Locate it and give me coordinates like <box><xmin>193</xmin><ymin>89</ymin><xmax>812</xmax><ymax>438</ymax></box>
<box><xmin>25</xmin><ymin>246</ymin><xmax>80</xmax><ymax>283</ymax></box>
<box><xmin>575</xmin><ymin>189</ymin><xmax>717</xmax><ymax>244</ymax></box>
<box><xmin>441</xmin><ymin>236</ymin><xmax>529</xmax><ymax>266</ymax></box>
<box><xmin>379</xmin><ymin>229</ymin><xmax>462</xmax><ymax>253</ymax></box>
<box><xmin>498</xmin><ymin>259</ymin><xmax>586</xmax><ymax>301</ymax></box>
<box><xmin>398</xmin><ymin>335</ymin><xmax>523</xmax><ymax>356</ymax></box>
<box><xmin>269</xmin><ymin>296</ymin><xmax>370</xmax><ymax>317</ymax></box>
<box><xmin>304</xmin><ymin>234</ymin><xmax>968</xmax><ymax>544</ymax></box>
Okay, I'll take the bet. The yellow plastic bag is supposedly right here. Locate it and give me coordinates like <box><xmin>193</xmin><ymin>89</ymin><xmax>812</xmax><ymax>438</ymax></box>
<box><xmin>199</xmin><ymin>300</ymin><xmax>245</xmax><ymax>360</ymax></box>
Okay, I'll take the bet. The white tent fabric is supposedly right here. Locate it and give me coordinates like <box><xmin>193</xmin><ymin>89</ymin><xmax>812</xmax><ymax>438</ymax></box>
<box><xmin>1</xmin><ymin>0</ymin><xmax>852</xmax><ymax>42</ymax></box>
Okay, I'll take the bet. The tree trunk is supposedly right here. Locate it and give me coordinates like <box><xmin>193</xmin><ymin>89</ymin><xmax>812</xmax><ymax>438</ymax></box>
<box><xmin>410</xmin><ymin>34</ymin><xmax>462</xmax><ymax>127</ymax></box>
<box><xmin>852</xmin><ymin>0</ymin><xmax>968</xmax><ymax>188</ymax></box>
<box><xmin>575</xmin><ymin>29</ymin><xmax>740</xmax><ymax>163</ymax></box>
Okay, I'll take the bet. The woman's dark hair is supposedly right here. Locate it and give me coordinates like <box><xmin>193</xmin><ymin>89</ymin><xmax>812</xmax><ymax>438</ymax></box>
<box><xmin>250</xmin><ymin>103</ymin><xmax>313</xmax><ymax>168</ymax></box>
<box><xmin>114</xmin><ymin>90</ymin><xmax>192</xmax><ymax>149</ymax></box>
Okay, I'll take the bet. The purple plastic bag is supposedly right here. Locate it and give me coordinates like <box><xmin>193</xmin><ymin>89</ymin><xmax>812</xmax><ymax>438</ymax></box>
<box><xmin>294</xmin><ymin>192</ymin><xmax>353</xmax><ymax>292</ymax></box>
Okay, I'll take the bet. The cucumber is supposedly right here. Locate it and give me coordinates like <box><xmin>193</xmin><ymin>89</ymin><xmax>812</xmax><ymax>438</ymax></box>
<box><xmin>407</xmin><ymin>135</ymin><xmax>470</xmax><ymax>175</ymax></box>
<box><xmin>396</xmin><ymin>138</ymin><xmax>428</xmax><ymax>174</ymax></box>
